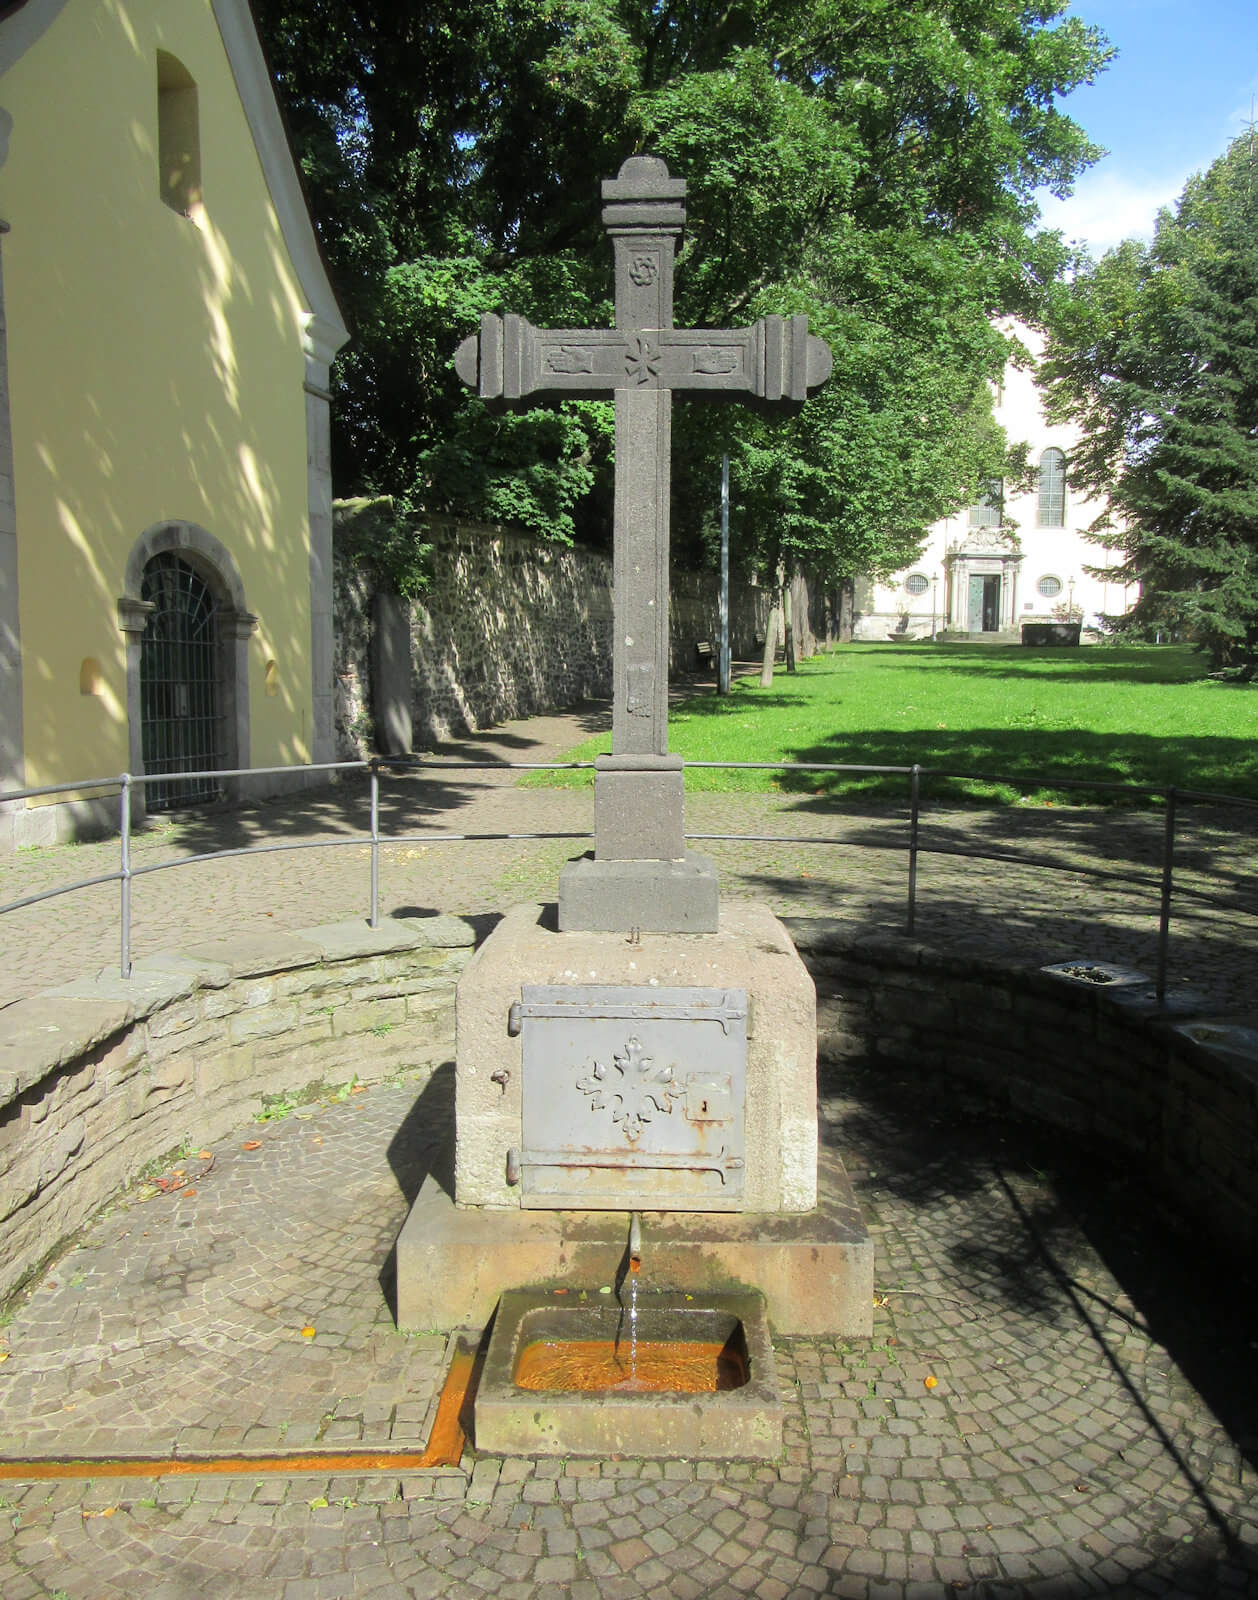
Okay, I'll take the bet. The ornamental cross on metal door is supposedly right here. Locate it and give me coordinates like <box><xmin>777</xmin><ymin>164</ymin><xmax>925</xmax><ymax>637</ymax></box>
<box><xmin>455</xmin><ymin>156</ymin><xmax>833</xmax><ymax>760</ymax></box>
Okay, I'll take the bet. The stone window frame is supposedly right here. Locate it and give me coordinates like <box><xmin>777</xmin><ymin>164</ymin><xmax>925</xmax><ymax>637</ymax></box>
<box><xmin>118</xmin><ymin>522</ymin><xmax>257</xmax><ymax>818</ymax></box>
<box><xmin>1037</xmin><ymin>573</ymin><xmax>1064</xmax><ymax>599</ymax></box>
<box><xmin>903</xmin><ymin>572</ymin><xmax>930</xmax><ymax>597</ymax></box>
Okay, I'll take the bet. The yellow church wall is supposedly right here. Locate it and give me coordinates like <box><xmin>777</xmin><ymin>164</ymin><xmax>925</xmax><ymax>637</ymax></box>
<box><xmin>2</xmin><ymin>0</ymin><xmax>316</xmax><ymax>797</ymax></box>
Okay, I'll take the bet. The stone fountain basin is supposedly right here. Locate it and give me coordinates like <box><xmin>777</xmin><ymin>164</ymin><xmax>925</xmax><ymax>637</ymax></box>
<box><xmin>474</xmin><ymin>1287</ymin><xmax>783</xmax><ymax>1459</ymax></box>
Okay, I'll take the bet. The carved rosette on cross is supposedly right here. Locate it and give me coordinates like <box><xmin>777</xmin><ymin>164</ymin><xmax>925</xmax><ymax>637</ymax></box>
<box><xmin>453</xmin><ymin>156</ymin><xmax>834</xmax><ymax>934</ymax></box>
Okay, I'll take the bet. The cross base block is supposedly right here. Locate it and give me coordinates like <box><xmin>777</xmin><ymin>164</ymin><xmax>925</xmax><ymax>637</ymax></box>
<box><xmin>558</xmin><ymin>852</ymin><xmax>719</xmax><ymax>933</ymax></box>
<box><xmin>593</xmin><ymin>754</ymin><xmax>685</xmax><ymax>860</ymax></box>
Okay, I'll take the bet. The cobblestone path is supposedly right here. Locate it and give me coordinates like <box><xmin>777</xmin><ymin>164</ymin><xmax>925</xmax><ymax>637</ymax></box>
<box><xmin>0</xmin><ymin>1062</ymin><xmax>1255</xmax><ymax>1599</ymax></box>
<box><xmin>2</xmin><ymin>697</ymin><xmax>1256</xmax><ymax>1597</ymax></box>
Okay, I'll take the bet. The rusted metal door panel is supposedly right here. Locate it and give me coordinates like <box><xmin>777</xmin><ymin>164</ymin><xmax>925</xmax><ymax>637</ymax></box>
<box><xmin>512</xmin><ymin>985</ymin><xmax>748</xmax><ymax>1210</ymax></box>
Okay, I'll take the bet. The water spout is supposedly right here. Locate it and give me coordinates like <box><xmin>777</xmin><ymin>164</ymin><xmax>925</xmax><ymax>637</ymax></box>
<box><xmin>628</xmin><ymin>1211</ymin><xmax>642</xmax><ymax>1275</ymax></box>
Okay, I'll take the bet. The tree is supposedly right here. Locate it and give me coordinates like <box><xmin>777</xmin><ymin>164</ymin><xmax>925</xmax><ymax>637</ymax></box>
<box><xmin>1041</xmin><ymin>133</ymin><xmax>1258</xmax><ymax>671</ymax></box>
<box><xmin>254</xmin><ymin>0</ymin><xmax>1111</xmax><ymax>582</ymax></box>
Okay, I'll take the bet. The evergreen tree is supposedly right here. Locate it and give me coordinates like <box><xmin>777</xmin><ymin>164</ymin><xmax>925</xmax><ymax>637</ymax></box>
<box><xmin>1042</xmin><ymin>132</ymin><xmax>1258</xmax><ymax>671</ymax></box>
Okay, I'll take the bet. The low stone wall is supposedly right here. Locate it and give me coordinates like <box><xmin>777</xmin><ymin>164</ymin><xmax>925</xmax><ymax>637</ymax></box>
<box><xmin>6</xmin><ymin>914</ymin><xmax>1252</xmax><ymax>1315</ymax></box>
<box><xmin>789</xmin><ymin>921</ymin><xmax>1258</xmax><ymax>1257</ymax></box>
<box><xmin>0</xmin><ymin>917</ymin><xmax>475</xmax><ymax>1305</ymax></box>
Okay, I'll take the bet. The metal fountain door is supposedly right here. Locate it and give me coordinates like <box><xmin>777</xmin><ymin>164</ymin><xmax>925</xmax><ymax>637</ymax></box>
<box><xmin>508</xmin><ymin>985</ymin><xmax>748</xmax><ymax>1211</ymax></box>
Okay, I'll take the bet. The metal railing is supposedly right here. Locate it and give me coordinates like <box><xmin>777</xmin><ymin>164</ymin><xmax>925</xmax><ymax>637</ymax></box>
<box><xmin>3</xmin><ymin>758</ymin><xmax>1255</xmax><ymax>1006</ymax></box>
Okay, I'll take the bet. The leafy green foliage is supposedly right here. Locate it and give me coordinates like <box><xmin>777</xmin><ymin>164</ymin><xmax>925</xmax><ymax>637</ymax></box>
<box><xmin>334</xmin><ymin>497</ymin><xmax>432</xmax><ymax>598</ymax></box>
<box><xmin>255</xmin><ymin>0</ymin><xmax>1111</xmax><ymax>576</ymax></box>
<box><xmin>1041</xmin><ymin>133</ymin><xmax>1258</xmax><ymax>672</ymax></box>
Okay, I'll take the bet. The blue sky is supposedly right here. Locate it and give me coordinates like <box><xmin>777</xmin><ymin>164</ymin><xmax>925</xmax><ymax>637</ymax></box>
<box><xmin>1035</xmin><ymin>0</ymin><xmax>1258</xmax><ymax>255</ymax></box>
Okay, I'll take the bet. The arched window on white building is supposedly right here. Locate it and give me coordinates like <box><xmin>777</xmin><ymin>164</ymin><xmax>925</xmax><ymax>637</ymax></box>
<box><xmin>968</xmin><ymin>479</ymin><xmax>1003</xmax><ymax>528</ymax></box>
<box><xmin>1037</xmin><ymin>448</ymin><xmax>1066</xmax><ymax>527</ymax></box>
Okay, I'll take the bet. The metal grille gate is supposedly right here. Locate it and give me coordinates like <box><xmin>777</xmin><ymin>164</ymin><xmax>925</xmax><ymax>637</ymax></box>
<box><xmin>139</xmin><ymin>553</ymin><xmax>225</xmax><ymax>811</ymax></box>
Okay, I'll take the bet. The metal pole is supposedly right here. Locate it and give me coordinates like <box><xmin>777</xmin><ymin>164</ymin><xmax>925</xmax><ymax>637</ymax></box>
<box><xmin>369</xmin><ymin>759</ymin><xmax>381</xmax><ymax>929</ymax></box>
<box><xmin>718</xmin><ymin>453</ymin><xmax>731</xmax><ymax>694</ymax></box>
<box><xmin>907</xmin><ymin>764</ymin><xmax>921</xmax><ymax>935</ymax></box>
<box><xmin>1156</xmin><ymin>786</ymin><xmax>1176</xmax><ymax>1005</ymax></box>
<box><xmin>120</xmin><ymin>774</ymin><xmax>132</xmax><ymax>979</ymax></box>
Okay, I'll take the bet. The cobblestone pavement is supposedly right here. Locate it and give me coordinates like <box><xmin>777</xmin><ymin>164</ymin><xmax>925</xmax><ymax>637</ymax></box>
<box><xmin>2</xmin><ymin>694</ymin><xmax>1257</xmax><ymax>1597</ymax></box>
<box><xmin>1</xmin><ymin>1061</ymin><xmax>1256</xmax><ymax>1599</ymax></box>
<box><xmin>3</xmin><ymin>697</ymin><xmax>1256</xmax><ymax>1015</ymax></box>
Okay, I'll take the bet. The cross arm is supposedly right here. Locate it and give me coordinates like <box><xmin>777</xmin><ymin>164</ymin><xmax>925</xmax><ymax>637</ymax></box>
<box><xmin>454</xmin><ymin>312</ymin><xmax>832</xmax><ymax>407</ymax></box>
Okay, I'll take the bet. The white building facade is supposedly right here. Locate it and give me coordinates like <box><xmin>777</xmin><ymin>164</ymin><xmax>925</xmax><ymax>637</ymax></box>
<box><xmin>851</xmin><ymin>326</ymin><xmax>1136</xmax><ymax>642</ymax></box>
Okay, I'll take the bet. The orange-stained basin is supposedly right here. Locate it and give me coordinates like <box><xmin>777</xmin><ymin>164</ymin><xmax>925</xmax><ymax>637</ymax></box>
<box><xmin>515</xmin><ymin>1335</ymin><xmax>748</xmax><ymax>1394</ymax></box>
<box><xmin>475</xmin><ymin>1288</ymin><xmax>782</xmax><ymax>1460</ymax></box>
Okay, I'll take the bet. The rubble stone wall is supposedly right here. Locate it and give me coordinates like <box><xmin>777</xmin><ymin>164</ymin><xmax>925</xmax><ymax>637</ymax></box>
<box><xmin>334</xmin><ymin>510</ymin><xmax>841</xmax><ymax>756</ymax></box>
<box><xmin>0</xmin><ymin>918</ymin><xmax>474</xmax><ymax>1305</ymax></box>
<box><xmin>790</xmin><ymin>921</ymin><xmax>1258</xmax><ymax>1258</ymax></box>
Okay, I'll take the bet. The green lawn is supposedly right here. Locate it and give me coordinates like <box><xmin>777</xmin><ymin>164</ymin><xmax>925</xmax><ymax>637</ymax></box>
<box><xmin>533</xmin><ymin>643</ymin><xmax>1258</xmax><ymax>805</ymax></box>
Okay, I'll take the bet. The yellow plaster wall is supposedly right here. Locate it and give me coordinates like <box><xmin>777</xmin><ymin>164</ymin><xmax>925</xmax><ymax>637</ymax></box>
<box><xmin>1</xmin><ymin>0</ymin><xmax>316</xmax><ymax>791</ymax></box>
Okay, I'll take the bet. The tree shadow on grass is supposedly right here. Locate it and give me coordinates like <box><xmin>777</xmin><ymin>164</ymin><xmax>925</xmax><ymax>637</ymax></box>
<box><xmin>886</xmin><ymin>641</ymin><xmax>1208</xmax><ymax>686</ymax></box>
<box><xmin>776</xmin><ymin>726</ymin><xmax>1258</xmax><ymax>802</ymax></box>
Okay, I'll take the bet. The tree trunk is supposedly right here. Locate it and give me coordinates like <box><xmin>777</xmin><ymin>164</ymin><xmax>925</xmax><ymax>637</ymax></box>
<box><xmin>838</xmin><ymin>579</ymin><xmax>854</xmax><ymax>642</ymax></box>
<box><xmin>759</xmin><ymin>603</ymin><xmax>779</xmax><ymax>687</ymax></box>
<box><xmin>783</xmin><ymin>574</ymin><xmax>796</xmax><ymax>673</ymax></box>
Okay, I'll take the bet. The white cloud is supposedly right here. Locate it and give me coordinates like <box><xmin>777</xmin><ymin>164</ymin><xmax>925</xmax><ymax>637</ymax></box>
<box><xmin>1037</xmin><ymin>167</ymin><xmax>1190</xmax><ymax>256</ymax></box>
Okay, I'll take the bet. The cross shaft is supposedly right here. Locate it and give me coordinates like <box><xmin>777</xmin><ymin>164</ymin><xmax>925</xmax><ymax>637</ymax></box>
<box><xmin>454</xmin><ymin>156</ymin><xmax>832</xmax><ymax>929</ymax></box>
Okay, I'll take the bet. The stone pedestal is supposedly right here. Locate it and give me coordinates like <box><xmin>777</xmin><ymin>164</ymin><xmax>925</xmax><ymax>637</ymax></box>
<box><xmin>395</xmin><ymin>1147</ymin><xmax>873</xmax><ymax>1338</ymax></box>
<box><xmin>392</xmin><ymin>900</ymin><xmax>874</xmax><ymax>1337</ymax></box>
<box><xmin>558</xmin><ymin>852</ymin><xmax>720</xmax><ymax>933</ymax></box>
<box><xmin>557</xmin><ymin>754</ymin><xmax>720</xmax><ymax>933</ymax></box>
<box><xmin>593</xmin><ymin>754</ymin><xmax>686</xmax><ymax>858</ymax></box>
<box><xmin>454</xmin><ymin>901</ymin><xmax>817</xmax><ymax>1213</ymax></box>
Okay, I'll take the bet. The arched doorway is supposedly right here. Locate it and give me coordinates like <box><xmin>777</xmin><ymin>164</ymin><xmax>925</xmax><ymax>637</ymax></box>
<box><xmin>118</xmin><ymin>522</ymin><xmax>256</xmax><ymax>818</ymax></box>
<box><xmin>139</xmin><ymin>552</ymin><xmax>223</xmax><ymax>810</ymax></box>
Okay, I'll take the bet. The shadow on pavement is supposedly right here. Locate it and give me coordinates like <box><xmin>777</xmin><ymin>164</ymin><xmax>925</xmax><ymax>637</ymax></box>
<box><xmin>377</xmin><ymin>1062</ymin><xmax>456</xmax><ymax>1323</ymax></box>
<box><xmin>823</xmin><ymin>1054</ymin><xmax>1258</xmax><ymax>1524</ymax></box>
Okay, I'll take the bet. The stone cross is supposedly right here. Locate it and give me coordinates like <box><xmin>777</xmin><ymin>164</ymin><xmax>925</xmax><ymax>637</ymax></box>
<box><xmin>455</xmin><ymin>156</ymin><xmax>832</xmax><ymax>932</ymax></box>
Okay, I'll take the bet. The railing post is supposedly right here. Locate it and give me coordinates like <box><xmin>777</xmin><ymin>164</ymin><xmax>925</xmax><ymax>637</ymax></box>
<box><xmin>120</xmin><ymin>774</ymin><xmax>132</xmax><ymax>979</ymax></box>
<box><xmin>1156</xmin><ymin>786</ymin><xmax>1177</xmax><ymax>1005</ymax></box>
<box><xmin>369</xmin><ymin>759</ymin><xmax>381</xmax><ymax>929</ymax></box>
<box><xmin>906</xmin><ymin>764</ymin><xmax>921</xmax><ymax>935</ymax></box>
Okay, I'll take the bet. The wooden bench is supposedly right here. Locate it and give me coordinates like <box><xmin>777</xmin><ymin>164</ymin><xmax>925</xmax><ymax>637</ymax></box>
<box><xmin>694</xmin><ymin>639</ymin><xmax>716</xmax><ymax>669</ymax></box>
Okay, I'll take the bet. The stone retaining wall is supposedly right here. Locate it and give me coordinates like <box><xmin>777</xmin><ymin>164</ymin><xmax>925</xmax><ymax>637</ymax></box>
<box><xmin>5</xmin><ymin>916</ymin><xmax>1253</xmax><ymax>1313</ymax></box>
<box><xmin>0</xmin><ymin>917</ymin><xmax>475</xmax><ymax>1305</ymax></box>
<box><xmin>333</xmin><ymin>509</ymin><xmax>844</xmax><ymax>756</ymax></box>
<box><xmin>788</xmin><ymin>922</ymin><xmax>1258</xmax><ymax>1257</ymax></box>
